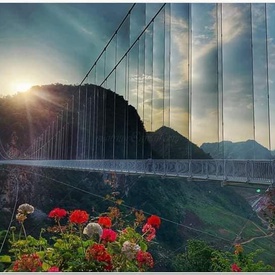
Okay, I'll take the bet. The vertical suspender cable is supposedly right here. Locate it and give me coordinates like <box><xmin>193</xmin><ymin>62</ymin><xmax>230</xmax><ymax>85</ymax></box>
<box><xmin>142</xmin><ymin>16</ymin><xmax>146</xmax><ymax>159</ymax></box>
<box><xmin>102</xmin><ymin>51</ymin><xmax>107</xmax><ymax>159</ymax></box>
<box><xmin>83</xmin><ymin>85</ymin><xmax>88</xmax><ymax>159</ymax></box>
<box><xmin>124</xmin><ymin>56</ymin><xmax>128</xmax><ymax>159</ymax></box>
<box><xmin>265</xmin><ymin>3</ymin><xmax>271</xmax><ymax>152</ymax></box>
<box><xmin>167</xmin><ymin>3</ymin><xmax>171</xmax><ymax>159</ymax></box>
<box><xmin>220</xmin><ymin>4</ymin><xmax>225</xmax><ymax>178</ymax></box>
<box><xmin>76</xmin><ymin>87</ymin><xmax>81</xmax><ymax>160</ymax></box>
<box><xmin>88</xmin><ymin>96</ymin><xmax>92</xmax><ymax>159</ymax></box>
<box><xmin>70</xmin><ymin>95</ymin><xmax>74</xmax><ymax>159</ymax></box>
<box><xmin>113</xmin><ymin>33</ymin><xmax>118</xmax><ymax>159</ymax></box>
<box><xmin>151</xmin><ymin>20</ymin><xmax>154</xmax><ymax>159</ymax></box>
<box><xmin>136</xmin><ymin>38</ymin><xmax>140</xmax><ymax>159</ymax></box>
<box><xmin>188</xmin><ymin>3</ymin><xmax>192</xmax><ymax>161</ymax></box>
<box><xmin>250</xmin><ymin>3</ymin><xmax>256</xmax><ymax>160</ymax></box>
<box><xmin>65</xmin><ymin>104</ymin><xmax>68</xmax><ymax>158</ymax></box>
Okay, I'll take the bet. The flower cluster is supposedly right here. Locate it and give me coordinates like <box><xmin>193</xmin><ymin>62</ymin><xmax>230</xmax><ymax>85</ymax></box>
<box><xmin>142</xmin><ymin>223</ymin><xmax>156</xmax><ymax>241</ymax></box>
<box><xmin>98</xmin><ymin>216</ymin><xmax>112</xmax><ymax>228</ymax></box>
<box><xmin>4</xmin><ymin>204</ymin><xmax>161</xmax><ymax>272</ymax></box>
<box><xmin>48</xmin><ymin>208</ymin><xmax>67</xmax><ymax>219</ymax></box>
<box><xmin>13</xmin><ymin>254</ymin><xmax>42</xmax><ymax>272</ymax></box>
<box><xmin>86</xmin><ymin>244</ymin><xmax>112</xmax><ymax>271</ymax></box>
<box><xmin>16</xmin><ymin>203</ymin><xmax>34</xmax><ymax>224</ymax></box>
<box><xmin>83</xmin><ymin>222</ymin><xmax>103</xmax><ymax>238</ymax></box>
<box><xmin>69</xmin><ymin>209</ymin><xmax>89</xmax><ymax>224</ymax></box>
<box><xmin>101</xmin><ymin>228</ymin><xmax>117</xmax><ymax>243</ymax></box>
<box><xmin>136</xmin><ymin>250</ymin><xmax>154</xmax><ymax>269</ymax></box>
<box><xmin>231</xmin><ymin>263</ymin><xmax>242</xmax><ymax>272</ymax></box>
<box><xmin>122</xmin><ymin>241</ymin><xmax>141</xmax><ymax>260</ymax></box>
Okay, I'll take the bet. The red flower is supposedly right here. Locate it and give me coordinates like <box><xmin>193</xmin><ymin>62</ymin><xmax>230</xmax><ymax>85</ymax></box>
<box><xmin>142</xmin><ymin>223</ymin><xmax>156</xmax><ymax>241</ymax></box>
<box><xmin>69</xmin><ymin>210</ymin><xmax>89</xmax><ymax>224</ymax></box>
<box><xmin>147</xmin><ymin>215</ymin><xmax>161</xmax><ymax>229</ymax></box>
<box><xmin>136</xmin><ymin>250</ymin><xmax>154</xmax><ymax>269</ymax></box>
<box><xmin>12</xmin><ymin>254</ymin><xmax>42</xmax><ymax>272</ymax></box>
<box><xmin>98</xmin><ymin>216</ymin><xmax>112</xmax><ymax>228</ymax></box>
<box><xmin>231</xmin><ymin>263</ymin><xmax>241</xmax><ymax>272</ymax></box>
<box><xmin>48</xmin><ymin>266</ymin><xmax>59</xmax><ymax>272</ymax></box>
<box><xmin>48</xmin><ymin>208</ymin><xmax>67</xmax><ymax>219</ymax></box>
<box><xmin>86</xmin><ymin>244</ymin><xmax>112</xmax><ymax>271</ymax></box>
<box><xmin>101</xmin><ymin>229</ymin><xmax>117</xmax><ymax>242</ymax></box>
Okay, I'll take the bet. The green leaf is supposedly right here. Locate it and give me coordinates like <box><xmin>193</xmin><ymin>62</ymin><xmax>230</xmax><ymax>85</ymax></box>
<box><xmin>139</xmin><ymin>241</ymin><xmax>147</xmax><ymax>252</ymax></box>
<box><xmin>0</xmin><ymin>255</ymin><xmax>11</xmax><ymax>263</ymax></box>
<box><xmin>42</xmin><ymin>262</ymin><xmax>51</xmax><ymax>271</ymax></box>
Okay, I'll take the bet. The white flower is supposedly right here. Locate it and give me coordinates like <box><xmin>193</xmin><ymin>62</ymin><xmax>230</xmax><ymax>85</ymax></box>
<box><xmin>122</xmin><ymin>241</ymin><xmax>141</xmax><ymax>260</ymax></box>
<box><xmin>17</xmin><ymin>203</ymin><xmax>34</xmax><ymax>215</ymax></box>
<box><xmin>83</xmin><ymin>222</ymin><xmax>103</xmax><ymax>238</ymax></box>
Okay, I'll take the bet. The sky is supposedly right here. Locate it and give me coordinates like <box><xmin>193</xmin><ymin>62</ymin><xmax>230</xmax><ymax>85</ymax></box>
<box><xmin>1</xmin><ymin>3</ymin><xmax>275</xmax><ymax>149</ymax></box>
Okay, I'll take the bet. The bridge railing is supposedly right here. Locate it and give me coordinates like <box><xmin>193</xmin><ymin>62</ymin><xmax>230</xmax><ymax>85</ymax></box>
<box><xmin>1</xmin><ymin>159</ymin><xmax>274</xmax><ymax>185</ymax></box>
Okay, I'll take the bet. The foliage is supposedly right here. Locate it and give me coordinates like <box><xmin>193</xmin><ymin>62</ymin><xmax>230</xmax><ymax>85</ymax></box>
<box><xmin>172</xmin><ymin>239</ymin><xmax>215</xmax><ymax>271</ymax></box>
<box><xmin>211</xmin><ymin>243</ymin><xmax>274</xmax><ymax>272</ymax></box>
<box><xmin>0</xmin><ymin>203</ymin><xmax>161</xmax><ymax>272</ymax></box>
<box><xmin>172</xmin><ymin>239</ymin><xmax>274</xmax><ymax>272</ymax></box>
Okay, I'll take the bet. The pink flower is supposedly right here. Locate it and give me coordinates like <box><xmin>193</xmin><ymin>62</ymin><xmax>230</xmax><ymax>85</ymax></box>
<box><xmin>48</xmin><ymin>266</ymin><xmax>59</xmax><ymax>272</ymax></box>
<box><xmin>231</xmin><ymin>263</ymin><xmax>241</xmax><ymax>272</ymax></box>
<box><xmin>101</xmin><ymin>228</ymin><xmax>117</xmax><ymax>242</ymax></box>
<box><xmin>142</xmin><ymin>223</ymin><xmax>156</xmax><ymax>241</ymax></box>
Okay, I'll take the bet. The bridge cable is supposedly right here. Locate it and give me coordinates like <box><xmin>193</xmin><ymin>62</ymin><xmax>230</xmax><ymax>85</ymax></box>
<box><xmin>265</xmin><ymin>3</ymin><xmax>271</xmax><ymax>153</ymax></box>
<box><xmin>113</xmin><ymin>33</ymin><xmax>118</xmax><ymax>160</ymax></box>
<box><xmin>220</xmin><ymin>4</ymin><xmax>225</xmax><ymax>178</ymax></box>
<box><xmin>250</xmin><ymin>3</ymin><xmax>256</xmax><ymax>161</ymax></box>
<box><xmin>136</xmin><ymin>38</ymin><xmax>140</xmax><ymax>159</ymax></box>
<box><xmin>78</xmin><ymin>3</ymin><xmax>136</xmax><ymax>87</ymax></box>
<box><xmin>188</xmin><ymin>3</ymin><xmax>192</xmax><ymax>162</ymax></box>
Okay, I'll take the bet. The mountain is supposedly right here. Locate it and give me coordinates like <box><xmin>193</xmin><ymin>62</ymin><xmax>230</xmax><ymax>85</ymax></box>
<box><xmin>200</xmin><ymin>140</ymin><xmax>273</xmax><ymax>159</ymax></box>
<box><xmin>147</xmin><ymin>126</ymin><xmax>211</xmax><ymax>159</ymax></box>
<box><xmin>0</xmin><ymin>84</ymin><xmax>151</xmax><ymax>159</ymax></box>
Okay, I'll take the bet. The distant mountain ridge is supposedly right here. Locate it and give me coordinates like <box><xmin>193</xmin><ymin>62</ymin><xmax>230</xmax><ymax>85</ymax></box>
<box><xmin>200</xmin><ymin>140</ymin><xmax>273</xmax><ymax>159</ymax></box>
<box><xmin>147</xmin><ymin>126</ymin><xmax>211</xmax><ymax>159</ymax></box>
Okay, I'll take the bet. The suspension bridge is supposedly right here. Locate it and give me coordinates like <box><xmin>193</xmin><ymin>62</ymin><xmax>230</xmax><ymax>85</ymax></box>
<box><xmin>1</xmin><ymin>3</ymin><xmax>275</xmax><ymax>186</ymax></box>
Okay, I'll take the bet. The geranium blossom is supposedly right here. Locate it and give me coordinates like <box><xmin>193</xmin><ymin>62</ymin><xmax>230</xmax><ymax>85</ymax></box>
<box><xmin>147</xmin><ymin>215</ymin><xmax>161</xmax><ymax>229</ymax></box>
<box><xmin>48</xmin><ymin>266</ymin><xmax>59</xmax><ymax>272</ymax></box>
<box><xmin>86</xmin><ymin>244</ymin><xmax>112</xmax><ymax>271</ymax></box>
<box><xmin>83</xmin><ymin>222</ymin><xmax>103</xmax><ymax>238</ymax></box>
<box><xmin>136</xmin><ymin>250</ymin><xmax>154</xmax><ymax>268</ymax></box>
<box><xmin>12</xmin><ymin>253</ymin><xmax>42</xmax><ymax>272</ymax></box>
<box><xmin>101</xmin><ymin>229</ymin><xmax>117</xmax><ymax>242</ymax></box>
<box><xmin>17</xmin><ymin>204</ymin><xmax>34</xmax><ymax>215</ymax></box>
<box><xmin>69</xmin><ymin>210</ymin><xmax>89</xmax><ymax>224</ymax></box>
<box><xmin>121</xmin><ymin>241</ymin><xmax>141</xmax><ymax>260</ymax></box>
<box><xmin>16</xmin><ymin>213</ymin><xmax>27</xmax><ymax>223</ymax></box>
<box><xmin>98</xmin><ymin>216</ymin><xmax>112</xmax><ymax>228</ymax></box>
<box><xmin>142</xmin><ymin>223</ymin><xmax>156</xmax><ymax>241</ymax></box>
<box><xmin>231</xmin><ymin>263</ymin><xmax>241</xmax><ymax>272</ymax></box>
<box><xmin>48</xmin><ymin>208</ymin><xmax>67</xmax><ymax>219</ymax></box>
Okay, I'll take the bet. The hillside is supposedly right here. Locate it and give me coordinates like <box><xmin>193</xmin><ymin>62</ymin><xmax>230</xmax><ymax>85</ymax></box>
<box><xmin>201</xmin><ymin>140</ymin><xmax>273</xmax><ymax>159</ymax></box>
<box><xmin>147</xmin><ymin>126</ymin><xmax>211</xmax><ymax>159</ymax></box>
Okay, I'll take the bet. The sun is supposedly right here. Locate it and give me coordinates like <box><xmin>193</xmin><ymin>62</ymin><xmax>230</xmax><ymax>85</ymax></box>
<box><xmin>14</xmin><ymin>82</ymin><xmax>33</xmax><ymax>92</ymax></box>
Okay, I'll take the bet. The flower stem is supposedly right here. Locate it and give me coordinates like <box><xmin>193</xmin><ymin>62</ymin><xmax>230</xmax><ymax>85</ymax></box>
<box><xmin>21</xmin><ymin>223</ymin><xmax>27</xmax><ymax>239</ymax></box>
